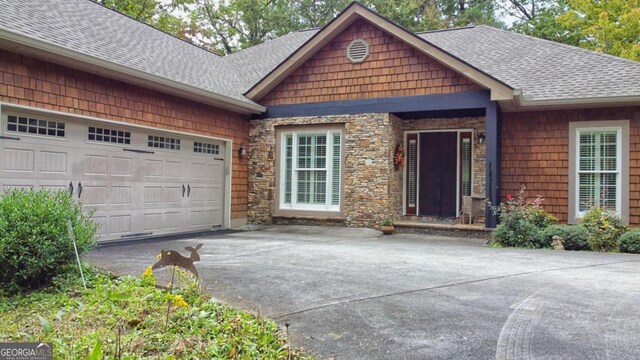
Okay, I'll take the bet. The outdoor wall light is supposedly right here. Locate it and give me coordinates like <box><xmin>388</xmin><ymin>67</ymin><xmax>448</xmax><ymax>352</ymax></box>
<box><xmin>239</xmin><ymin>144</ymin><xmax>247</xmax><ymax>158</ymax></box>
<box><xmin>476</xmin><ymin>132</ymin><xmax>486</xmax><ymax>144</ymax></box>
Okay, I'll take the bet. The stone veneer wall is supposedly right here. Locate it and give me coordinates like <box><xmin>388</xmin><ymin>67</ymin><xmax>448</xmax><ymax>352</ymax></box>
<box><xmin>248</xmin><ymin>113</ymin><xmax>403</xmax><ymax>228</ymax></box>
<box><xmin>388</xmin><ymin>114</ymin><xmax>405</xmax><ymax>218</ymax></box>
<box><xmin>403</xmin><ymin>117</ymin><xmax>486</xmax><ymax>197</ymax></box>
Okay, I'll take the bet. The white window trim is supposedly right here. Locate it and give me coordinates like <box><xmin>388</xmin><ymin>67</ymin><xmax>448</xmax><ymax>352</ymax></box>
<box><xmin>279</xmin><ymin>129</ymin><xmax>342</xmax><ymax>212</ymax></box>
<box><xmin>575</xmin><ymin>127</ymin><xmax>621</xmax><ymax>216</ymax></box>
<box><xmin>568</xmin><ymin>120</ymin><xmax>629</xmax><ymax>224</ymax></box>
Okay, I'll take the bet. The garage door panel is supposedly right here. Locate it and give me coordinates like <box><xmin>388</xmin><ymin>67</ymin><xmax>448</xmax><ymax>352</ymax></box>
<box><xmin>143</xmin><ymin>186</ymin><xmax>163</xmax><ymax>204</ymax></box>
<box><xmin>3</xmin><ymin>148</ymin><xmax>35</xmax><ymax>172</ymax></box>
<box><xmin>107</xmin><ymin>213</ymin><xmax>133</xmax><ymax>235</ymax></box>
<box><xmin>163</xmin><ymin>210</ymin><xmax>184</xmax><ymax>230</ymax></box>
<box><xmin>163</xmin><ymin>186</ymin><xmax>183</xmax><ymax>204</ymax></box>
<box><xmin>40</xmin><ymin>151</ymin><xmax>68</xmax><ymax>174</ymax></box>
<box><xmin>143</xmin><ymin>158</ymin><xmax>163</xmax><ymax>178</ymax></box>
<box><xmin>84</xmin><ymin>154</ymin><xmax>109</xmax><ymax>176</ymax></box>
<box><xmin>164</xmin><ymin>160</ymin><xmax>183</xmax><ymax>179</ymax></box>
<box><xmin>93</xmin><ymin>216</ymin><xmax>107</xmax><ymax>236</ymax></box>
<box><xmin>143</xmin><ymin>212</ymin><xmax>164</xmax><ymax>231</ymax></box>
<box><xmin>110</xmin><ymin>156</ymin><xmax>133</xmax><ymax>177</ymax></box>
<box><xmin>80</xmin><ymin>184</ymin><xmax>108</xmax><ymax>206</ymax></box>
<box><xmin>110</xmin><ymin>185</ymin><xmax>132</xmax><ymax>205</ymax></box>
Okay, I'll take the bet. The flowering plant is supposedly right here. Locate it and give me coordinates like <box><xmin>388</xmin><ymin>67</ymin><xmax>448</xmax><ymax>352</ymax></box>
<box><xmin>579</xmin><ymin>207</ymin><xmax>627</xmax><ymax>252</ymax></box>
<box><xmin>490</xmin><ymin>185</ymin><xmax>557</xmax><ymax>248</ymax></box>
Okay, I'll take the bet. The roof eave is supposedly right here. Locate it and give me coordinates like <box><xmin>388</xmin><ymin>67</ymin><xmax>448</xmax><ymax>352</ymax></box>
<box><xmin>0</xmin><ymin>28</ymin><xmax>265</xmax><ymax>115</ymax></box>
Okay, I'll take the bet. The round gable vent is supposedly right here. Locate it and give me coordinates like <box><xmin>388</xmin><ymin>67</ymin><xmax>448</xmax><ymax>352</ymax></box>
<box><xmin>346</xmin><ymin>39</ymin><xmax>370</xmax><ymax>64</ymax></box>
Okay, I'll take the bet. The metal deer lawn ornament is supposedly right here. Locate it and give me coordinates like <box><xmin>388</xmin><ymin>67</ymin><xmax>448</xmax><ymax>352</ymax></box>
<box><xmin>152</xmin><ymin>243</ymin><xmax>203</xmax><ymax>278</ymax></box>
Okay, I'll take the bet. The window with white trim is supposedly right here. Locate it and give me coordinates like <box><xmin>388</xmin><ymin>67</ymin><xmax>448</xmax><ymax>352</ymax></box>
<box><xmin>576</xmin><ymin>128</ymin><xmax>620</xmax><ymax>214</ymax></box>
<box><xmin>280</xmin><ymin>130</ymin><xmax>342</xmax><ymax>211</ymax></box>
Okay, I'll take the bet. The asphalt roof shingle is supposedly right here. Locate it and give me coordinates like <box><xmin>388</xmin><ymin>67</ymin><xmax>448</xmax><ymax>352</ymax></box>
<box><xmin>1</xmin><ymin>0</ymin><xmax>639</xmax><ymax>106</ymax></box>
<box><xmin>0</xmin><ymin>0</ymin><xmax>255</xmax><ymax>105</ymax></box>
<box><xmin>418</xmin><ymin>26</ymin><xmax>640</xmax><ymax>101</ymax></box>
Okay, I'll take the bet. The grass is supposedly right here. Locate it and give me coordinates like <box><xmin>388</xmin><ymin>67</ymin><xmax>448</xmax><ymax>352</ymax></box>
<box><xmin>0</xmin><ymin>265</ymin><xmax>312</xmax><ymax>359</ymax></box>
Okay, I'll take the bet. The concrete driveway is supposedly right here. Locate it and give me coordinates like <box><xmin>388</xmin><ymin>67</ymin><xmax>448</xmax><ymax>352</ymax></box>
<box><xmin>88</xmin><ymin>226</ymin><xmax>640</xmax><ymax>360</ymax></box>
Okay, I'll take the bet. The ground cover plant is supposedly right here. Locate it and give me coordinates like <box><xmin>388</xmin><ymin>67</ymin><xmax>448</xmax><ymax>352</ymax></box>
<box><xmin>0</xmin><ymin>265</ymin><xmax>311</xmax><ymax>359</ymax></box>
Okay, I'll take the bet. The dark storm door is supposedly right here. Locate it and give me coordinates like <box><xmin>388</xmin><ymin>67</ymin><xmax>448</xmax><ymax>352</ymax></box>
<box><xmin>418</xmin><ymin>132</ymin><xmax>457</xmax><ymax>217</ymax></box>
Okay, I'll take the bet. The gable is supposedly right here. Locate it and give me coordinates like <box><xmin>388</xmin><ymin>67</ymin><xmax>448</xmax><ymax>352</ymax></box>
<box><xmin>260</xmin><ymin>20</ymin><xmax>484</xmax><ymax>106</ymax></box>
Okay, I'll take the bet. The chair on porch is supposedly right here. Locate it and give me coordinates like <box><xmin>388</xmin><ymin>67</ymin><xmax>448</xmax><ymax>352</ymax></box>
<box><xmin>462</xmin><ymin>195</ymin><xmax>485</xmax><ymax>225</ymax></box>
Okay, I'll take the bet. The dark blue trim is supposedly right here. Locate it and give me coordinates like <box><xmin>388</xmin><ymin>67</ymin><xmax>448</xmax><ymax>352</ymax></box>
<box><xmin>259</xmin><ymin>91</ymin><xmax>492</xmax><ymax>118</ymax></box>
<box><xmin>484</xmin><ymin>102</ymin><xmax>500</xmax><ymax>228</ymax></box>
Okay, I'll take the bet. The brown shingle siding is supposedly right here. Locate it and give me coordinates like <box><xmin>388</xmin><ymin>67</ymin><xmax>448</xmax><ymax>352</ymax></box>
<box><xmin>0</xmin><ymin>49</ymin><xmax>249</xmax><ymax>220</ymax></box>
<box><xmin>501</xmin><ymin>107</ymin><xmax>640</xmax><ymax>225</ymax></box>
<box><xmin>261</xmin><ymin>20</ymin><xmax>483</xmax><ymax>105</ymax></box>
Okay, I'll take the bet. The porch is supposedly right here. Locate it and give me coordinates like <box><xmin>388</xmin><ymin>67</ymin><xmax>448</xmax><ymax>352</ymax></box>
<box><xmin>253</xmin><ymin>90</ymin><xmax>501</xmax><ymax>230</ymax></box>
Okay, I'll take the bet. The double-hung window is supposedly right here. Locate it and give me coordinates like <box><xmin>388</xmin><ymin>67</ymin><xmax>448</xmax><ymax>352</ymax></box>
<box><xmin>280</xmin><ymin>129</ymin><xmax>342</xmax><ymax>211</ymax></box>
<box><xmin>576</xmin><ymin>129</ymin><xmax>620</xmax><ymax>213</ymax></box>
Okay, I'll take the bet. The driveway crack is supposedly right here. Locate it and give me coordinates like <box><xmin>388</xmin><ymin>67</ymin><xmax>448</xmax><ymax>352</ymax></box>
<box><xmin>272</xmin><ymin>258</ymin><xmax>640</xmax><ymax>319</ymax></box>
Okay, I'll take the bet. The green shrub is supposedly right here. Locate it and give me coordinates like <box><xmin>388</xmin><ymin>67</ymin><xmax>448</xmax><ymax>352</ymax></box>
<box><xmin>491</xmin><ymin>186</ymin><xmax>556</xmax><ymax>248</ymax></box>
<box><xmin>541</xmin><ymin>225</ymin><xmax>590</xmax><ymax>251</ymax></box>
<box><xmin>492</xmin><ymin>214</ymin><xmax>546</xmax><ymax>248</ymax></box>
<box><xmin>619</xmin><ymin>230</ymin><xmax>640</xmax><ymax>254</ymax></box>
<box><xmin>579</xmin><ymin>208</ymin><xmax>627</xmax><ymax>252</ymax></box>
<box><xmin>0</xmin><ymin>189</ymin><xmax>98</xmax><ymax>293</ymax></box>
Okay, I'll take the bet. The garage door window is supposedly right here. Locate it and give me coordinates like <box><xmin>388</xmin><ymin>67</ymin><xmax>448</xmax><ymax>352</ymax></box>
<box><xmin>88</xmin><ymin>126</ymin><xmax>131</xmax><ymax>144</ymax></box>
<box><xmin>148</xmin><ymin>135</ymin><xmax>180</xmax><ymax>150</ymax></box>
<box><xmin>280</xmin><ymin>129</ymin><xmax>342</xmax><ymax>211</ymax></box>
<box><xmin>6</xmin><ymin>115</ymin><xmax>65</xmax><ymax>138</ymax></box>
<box><xmin>194</xmin><ymin>141</ymin><xmax>219</xmax><ymax>155</ymax></box>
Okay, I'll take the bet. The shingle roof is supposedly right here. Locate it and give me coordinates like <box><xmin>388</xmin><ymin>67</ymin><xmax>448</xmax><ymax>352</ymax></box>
<box><xmin>418</xmin><ymin>26</ymin><xmax>640</xmax><ymax>101</ymax></box>
<box><xmin>1</xmin><ymin>0</ymin><xmax>639</xmax><ymax>107</ymax></box>
<box><xmin>0</xmin><ymin>0</ymin><xmax>258</xmax><ymax>107</ymax></box>
<box><xmin>229</xmin><ymin>25</ymin><xmax>640</xmax><ymax>102</ymax></box>
<box><xmin>225</xmin><ymin>29</ymin><xmax>318</xmax><ymax>93</ymax></box>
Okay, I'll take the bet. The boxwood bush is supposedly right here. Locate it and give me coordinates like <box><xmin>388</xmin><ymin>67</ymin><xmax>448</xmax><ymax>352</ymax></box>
<box><xmin>619</xmin><ymin>230</ymin><xmax>640</xmax><ymax>254</ymax></box>
<box><xmin>0</xmin><ymin>189</ymin><xmax>98</xmax><ymax>293</ymax></box>
<box><xmin>541</xmin><ymin>225</ymin><xmax>590</xmax><ymax>251</ymax></box>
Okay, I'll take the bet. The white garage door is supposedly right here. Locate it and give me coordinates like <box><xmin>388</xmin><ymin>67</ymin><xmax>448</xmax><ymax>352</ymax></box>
<box><xmin>0</xmin><ymin>110</ymin><xmax>226</xmax><ymax>241</ymax></box>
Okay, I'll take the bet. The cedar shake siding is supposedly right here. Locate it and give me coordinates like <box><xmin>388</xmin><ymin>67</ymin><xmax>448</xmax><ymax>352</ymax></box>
<box><xmin>0</xmin><ymin>49</ymin><xmax>250</xmax><ymax>220</ymax></box>
<box><xmin>260</xmin><ymin>20</ymin><xmax>484</xmax><ymax>106</ymax></box>
<box><xmin>501</xmin><ymin>106</ymin><xmax>640</xmax><ymax>225</ymax></box>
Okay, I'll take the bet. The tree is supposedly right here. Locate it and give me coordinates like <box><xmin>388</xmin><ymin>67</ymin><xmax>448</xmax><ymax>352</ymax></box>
<box><xmin>506</xmin><ymin>0</ymin><xmax>582</xmax><ymax>46</ymax></box>
<box><xmin>558</xmin><ymin>0</ymin><xmax>640</xmax><ymax>60</ymax></box>
<box><xmin>93</xmin><ymin>0</ymin><xmax>190</xmax><ymax>39</ymax></box>
<box><xmin>365</xmin><ymin>0</ymin><xmax>504</xmax><ymax>31</ymax></box>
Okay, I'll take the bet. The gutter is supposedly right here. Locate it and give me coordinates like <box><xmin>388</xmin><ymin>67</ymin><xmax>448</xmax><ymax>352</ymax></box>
<box><xmin>0</xmin><ymin>28</ymin><xmax>266</xmax><ymax>115</ymax></box>
<box><xmin>513</xmin><ymin>89</ymin><xmax>640</xmax><ymax>110</ymax></box>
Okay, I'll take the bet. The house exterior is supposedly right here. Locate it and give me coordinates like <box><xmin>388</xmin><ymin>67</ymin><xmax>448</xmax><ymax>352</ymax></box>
<box><xmin>1</xmin><ymin>0</ymin><xmax>639</xmax><ymax>241</ymax></box>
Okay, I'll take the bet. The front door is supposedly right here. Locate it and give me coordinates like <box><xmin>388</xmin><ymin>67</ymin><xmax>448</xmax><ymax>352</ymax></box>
<box><xmin>418</xmin><ymin>132</ymin><xmax>457</xmax><ymax>217</ymax></box>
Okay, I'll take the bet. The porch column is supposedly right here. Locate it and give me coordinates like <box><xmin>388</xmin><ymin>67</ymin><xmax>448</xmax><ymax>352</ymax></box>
<box><xmin>485</xmin><ymin>102</ymin><xmax>500</xmax><ymax>228</ymax></box>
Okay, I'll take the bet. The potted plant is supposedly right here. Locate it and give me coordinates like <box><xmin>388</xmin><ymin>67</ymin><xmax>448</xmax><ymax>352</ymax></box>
<box><xmin>381</xmin><ymin>218</ymin><xmax>395</xmax><ymax>235</ymax></box>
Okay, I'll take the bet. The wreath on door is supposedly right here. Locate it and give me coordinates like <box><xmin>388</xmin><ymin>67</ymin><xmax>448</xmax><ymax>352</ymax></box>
<box><xmin>394</xmin><ymin>143</ymin><xmax>404</xmax><ymax>171</ymax></box>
